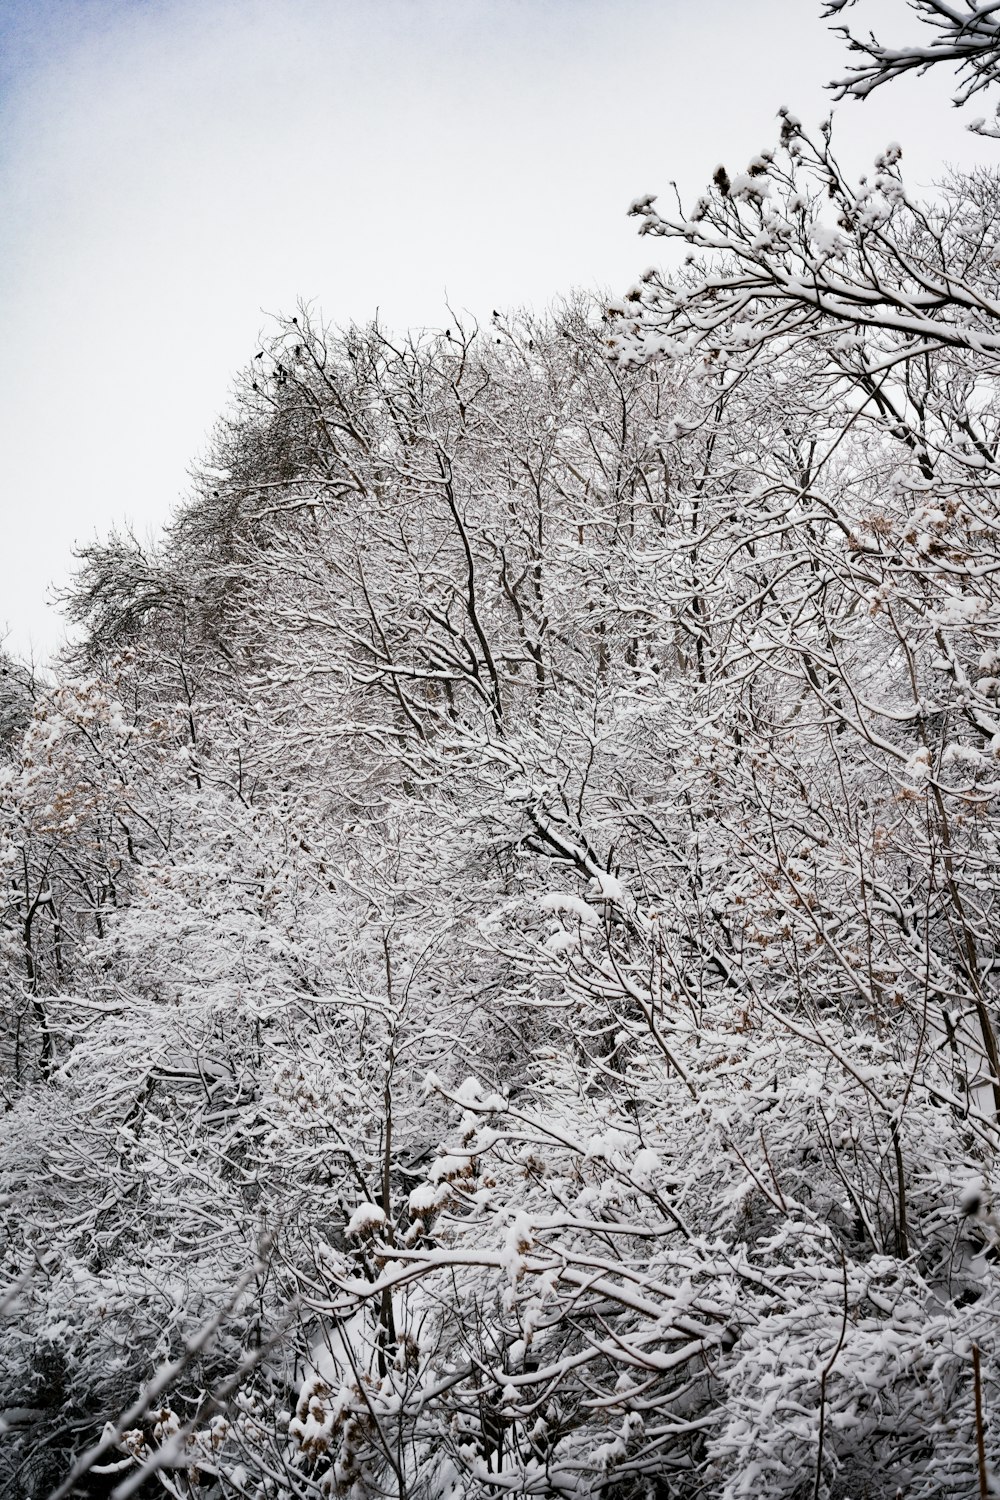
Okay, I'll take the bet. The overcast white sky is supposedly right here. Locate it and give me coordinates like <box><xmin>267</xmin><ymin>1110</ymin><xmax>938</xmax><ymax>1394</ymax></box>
<box><xmin>1</xmin><ymin>0</ymin><xmax>995</xmax><ymax>661</ymax></box>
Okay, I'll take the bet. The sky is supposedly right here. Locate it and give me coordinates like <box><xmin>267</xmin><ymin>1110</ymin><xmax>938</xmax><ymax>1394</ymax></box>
<box><xmin>1</xmin><ymin>0</ymin><xmax>996</xmax><ymax>662</ymax></box>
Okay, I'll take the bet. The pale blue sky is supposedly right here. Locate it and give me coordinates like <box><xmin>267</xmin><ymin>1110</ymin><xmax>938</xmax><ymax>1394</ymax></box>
<box><xmin>1</xmin><ymin>0</ymin><xmax>994</xmax><ymax>660</ymax></box>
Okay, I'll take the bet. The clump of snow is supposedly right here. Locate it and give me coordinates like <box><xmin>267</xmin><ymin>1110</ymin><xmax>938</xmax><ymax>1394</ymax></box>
<box><xmin>408</xmin><ymin>1182</ymin><xmax>440</xmax><ymax>1214</ymax></box>
<box><xmin>929</xmin><ymin>595</ymin><xmax>987</xmax><ymax>627</ymax></box>
<box><xmin>588</xmin><ymin>870</ymin><xmax>625</xmax><ymax>902</ymax></box>
<box><xmin>502</xmin><ymin>1212</ymin><xmax>534</xmax><ymax>1283</ymax></box>
<box><xmin>538</xmin><ymin>892</ymin><xmax>600</xmax><ymax>927</ymax></box>
<box><xmin>428</xmin><ymin>1153</ymin><xmax>473</xmax><ymax>1184</ymax></box>
<box><xmin>811</xmin><ymin>223</ymin><xmax>848</xmax><ymax>259</ymax></box>
<box><xmin>943</xmin><ymin>742</ymin><xmax>984</xmax><ymax>769</ymax></box>
<box><xmin>630</xmin><ymin>1148</ymin><xmax>661</xmax><ymax>1188</ymax></box>
<box><xmin>903</xmin><ymin>747</ymin><xmax>931</xmax><ymax>783</ymax></box>
<box><xmin>346</xmin><ymin>1201</ymin><xmax>387</xmax><ymax>1236</ymax></box>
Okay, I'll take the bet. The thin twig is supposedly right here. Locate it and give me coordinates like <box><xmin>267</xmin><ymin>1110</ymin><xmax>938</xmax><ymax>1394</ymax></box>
<box><xmin>814</xmin><ymin>1251</ymin><xmax>849</xmax><ymax>1500</ymax></box>
<box><xmin>974</xmin><ymin>1343</ymin><xmax>989</xmax><ymax>1500</ymax></box>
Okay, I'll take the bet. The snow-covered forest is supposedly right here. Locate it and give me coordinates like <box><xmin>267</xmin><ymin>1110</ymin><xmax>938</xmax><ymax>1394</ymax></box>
<box><xmin>10</xmin><ymin>3</ymin><xmax>1000</xmax><ymax>1496</ymax></box>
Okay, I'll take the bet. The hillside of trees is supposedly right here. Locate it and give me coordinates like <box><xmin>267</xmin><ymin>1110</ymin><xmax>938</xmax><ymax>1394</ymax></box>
<box><xmin>7</xmin><ymin>3</ymin><xmax>1000</xmax><ymax>1496</ymax></box>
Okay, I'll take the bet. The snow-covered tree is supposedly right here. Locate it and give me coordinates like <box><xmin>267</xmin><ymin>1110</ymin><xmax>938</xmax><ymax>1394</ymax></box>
<box><xmin>9</xmin><ymin>14</ymin><xmax>1000</xmax><ymax>1494</ymax></box>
